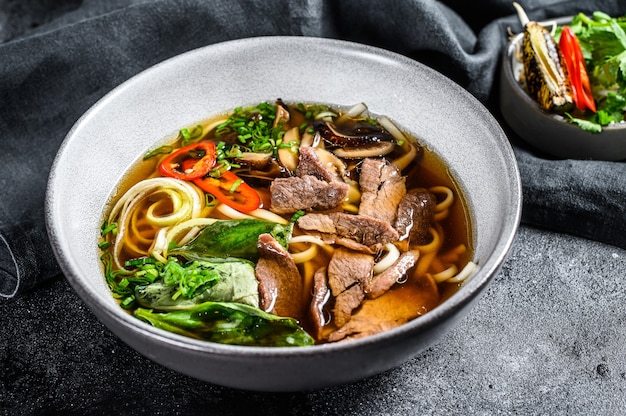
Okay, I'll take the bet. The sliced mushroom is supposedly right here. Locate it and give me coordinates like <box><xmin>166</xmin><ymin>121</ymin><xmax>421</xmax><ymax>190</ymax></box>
<box><xmin>299</xmin><ymin>131</ymin><xmax>318</xmax><ymax>148</ymax></box>
<box><xmin>236</xmin><ymin>160</ymin><xmax>287</xmax><ymax>183</ymax></box>
<box><xmin>314</xmin><ymin>121</ymin><xmax>396</xmax><ymax>147</ymax></box>
<box><xmin>274</xmin><ymin>98</ymin><xmax>290</xmax><ymax>128</ymax></box>
<box><xmin>277</xmin><ymin>127</ymin><xmax>300</xmax><ymax>172</ymax></box>
<box><xmin>333</xmin><ymin>141</ymin><xmax>396</xmax><ymax>159</ymax></box>
<box><xmin>313</xmin><ymin>147</ymin><xmax>347</xmax><ymax>179</ymax></box>
<box><xmin>233</xmin><ymin>152</ymin><xmax>273</xmax><ymax>169</ymax></box>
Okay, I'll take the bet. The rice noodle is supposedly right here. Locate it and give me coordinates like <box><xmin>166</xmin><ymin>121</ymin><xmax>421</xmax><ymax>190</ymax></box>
<box><xmin>161</xmin><ymin>217</ymin><xmax>221</xmax><ymax>257</ymax></box>
<box><xmin>216</xmin><ymin>203</ymin><xmax>255</xmax><ymax>220</ymax></box>
<box><xmin>391</xmin><ymin>142</ymin><xmax>418</xmax><ymax>171</ymax></box>
<box><xmin>289</xmin><ymin>235</ymin><xmax>329</xmax><ymax>246</ymax></box>
<box><xmin>144</xmin><ymin>189</ymin><xmax>190</xmax><ymax>226</ymax></box>
<box><xmin>440</xmin><ymin>244</ymin><xmax>467</xmax><ymax>263</ymax></box>
<box><xmin>414</xmin><ymin>251</ymin><xmax>436</xmax><ymax>278</ymax></box>
<box><xmin>289</xmin><ymin>235</ymin><xmax>334</xmax><ymax>255</ymax></box>
<box><xmin>377</xmin><ymin>115</ymin><xmax>407</xmax><ymax>144</ymax></box>
<box><xmin>447</xmin><ymin>261</ymin><xmax>478</xmax><ymax>283</ymax></box>
<box><xmin>429</xmin><ymin>186</ymin><xmax>454</xmax><ymax>212</ymax></box>
<box><xmin>291</xmin><ymin>244</ymin><xmax>318</xmax><ymax>264</ymax></box>
<box><xmin>336</xmin><ymin>102</ymin><xmax>367</xmax><ymax>123</ymax></box>
<box><xmin>108</xmin><ymin>177</ymin><xmax>202</xmax><ymax>225</ymax></box>
<box><xmin>108</xmin><ymin>177</ymin><xmax>203</xmax><ymax>270</ymax></box>
<box><xmin>289</xmin><ymin>235</ymin><xmax>334</xmax><ymax>264</ymax></box>
<box><xmin>432</xmin><ymin>265</ymin><xmax>458</xmax><ymax>283</ymax></box>
<box><xmin>433</xmin><ymin>209</ymin><xmax>449</xmax><ymax>222</ymax></box>
<box><xmin>149</xmin><ymin>227</ymin><xmax>169</xmax><ymax>259</ymax></box>
<box><xmin>301</xmin><ymin>261</ymin><xmax>316</xmax><ymax>305</ymax></box>
<box><xmin>249</xmin><ymin>208</ymin><xmax>290</xmax><ymax>224</ymax></box>
<box><xmin>217</xmin><ymin>203</ymin><xmax>289</xmax><ymax>224</ymax></box>
<box><xmin>373</xmin><ymin>243</ymin><xmax>401</xmax><ymax>274</ymax></box>
<box><xmin>414</xmin><ymin>227</ymin><xmax>441</xmax><ymax>254</ymax></box>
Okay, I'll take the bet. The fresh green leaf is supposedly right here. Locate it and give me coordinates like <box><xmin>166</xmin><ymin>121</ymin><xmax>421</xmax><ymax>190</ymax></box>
<box><xmin>136</xmin><ymin>259</ymin><xmax>259</xmax><ymax>310</ymax></box>
<box><xmin>161</xmin><ymin>260</ymin><xmax>221</xmax><ymax>300</ymax></box>
<box><xmin>564</xmin><ymin>113</ymin><xmax>603</xmax><ymax>133</ymax></box>
<box><xmin>134</xmin><ymin>301</ymin><xmax>315</xmax><ymax>347</ymax></box>
<box><xmin>169</xmin><ymin>219</ymin><xmax>293</xmax><ymax>261</ymax></box>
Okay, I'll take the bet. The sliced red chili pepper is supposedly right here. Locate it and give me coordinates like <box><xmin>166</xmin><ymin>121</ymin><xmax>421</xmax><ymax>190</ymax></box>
<box><xmin>559</xmin><ymin>26</ymin><xmax>596</xmax><ymax>112</ymax></box>
<box><xmin>193</xmin><ymin>170</ymin><xmax>261</xmax><ymax>213</ymax></box>
<box><xmin>158</xmin><ymin>142</ymin><xmax>216</xmax><ymax>180</ymax></box>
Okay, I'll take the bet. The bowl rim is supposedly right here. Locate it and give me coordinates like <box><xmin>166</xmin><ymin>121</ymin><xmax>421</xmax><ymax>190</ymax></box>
<box><xmin>46</xmin><ymin>35</ymin><xmax>522</xmax><ymax>359</ymax></box>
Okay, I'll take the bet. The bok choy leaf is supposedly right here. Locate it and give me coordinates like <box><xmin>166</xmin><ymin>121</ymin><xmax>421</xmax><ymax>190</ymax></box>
<box><xmin>169</xmin><ymin>218</ymin><xmax>293</xmax><ymax>261</ymax></box>
<box><xmin>136</xmin><ymin>259</ymin><xmax>259</xmax><ymax>310</ymax></box>
<box><xmin>135</xmin><ymin>301</ymin><xmax>315</xmax><ymax>347</ymax></box>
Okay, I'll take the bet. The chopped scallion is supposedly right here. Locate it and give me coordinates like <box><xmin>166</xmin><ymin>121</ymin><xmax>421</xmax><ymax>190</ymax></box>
<box><xmin>143</xmin><ymin>145</ymin><xmax>173</xmax><ymax>160</ymax></box>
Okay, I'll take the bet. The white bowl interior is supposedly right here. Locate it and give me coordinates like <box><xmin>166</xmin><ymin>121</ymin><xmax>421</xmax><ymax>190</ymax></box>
<box><xmin>46</xmin><ymin>36</ymin><xmax>521</xmax><ymax>390</ymax></box>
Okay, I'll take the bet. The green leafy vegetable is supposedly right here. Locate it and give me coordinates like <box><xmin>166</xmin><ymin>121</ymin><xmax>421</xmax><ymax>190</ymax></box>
<box><xmin>170</xmin><ymin>218</ymin><xmax>293</xmax><ymax>261</ymax></box>
<box><xmin>161</xmin><ymin>260</ymin><xmax>221</xmax><ymax>300</ymax></box>
<box><xmin>100</xmin><ymin>253</ymin><xmax>161</xmax><ymax>309</ymax></box>
<box><xmin>136</xmin><ymin>259</ymin><xmax>259</xmax><ymax>310</ymax></box>
<box><xmin>559</xmin><ymin>11</ymin><xmax>626</xmax><ymax>129</ymax></box>
<box><xmin>134</xmin><ymin>301</ymin><xmax>315</xmax><ymax>347</ymax></box>
<box><xmin>564</xmin><ymin>113</ymin><xmax>603</xmax><ymax>133</ymax></box>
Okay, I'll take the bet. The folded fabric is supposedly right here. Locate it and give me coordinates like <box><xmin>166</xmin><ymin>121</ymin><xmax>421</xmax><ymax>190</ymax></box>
<box><xmin>1</xmin><ymin>0</ymin><xmax>625</xmax><ymax>299</ymax></box>
<box><xmin>514</xmin><ymin>144</ymin><xmax>626</xmax><ymax>249</ymax></box>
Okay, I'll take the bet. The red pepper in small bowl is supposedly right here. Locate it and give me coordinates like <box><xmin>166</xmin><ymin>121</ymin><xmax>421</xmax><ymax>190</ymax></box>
<box><xmin>158</xmin><ymin>142</ymin><xmax>216</xmax><ymax>180</ymax></box>
<box><xmin>559</xmin><ymin>26</ymin><xmax>596</xmax><ymax>113</ymax></box>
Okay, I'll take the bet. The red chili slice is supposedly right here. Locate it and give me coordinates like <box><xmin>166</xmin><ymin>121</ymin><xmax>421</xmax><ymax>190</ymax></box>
<box><xmin>158</xmin><ymin>142</ymin><xmax>216</xmax><ymax>180</ymax></box>
<box><xmin>559</xmin><ymin>26</ymin><xmax>596</xmax><ymax>113</ymax></box>
<box><xmin>193</xmin><ymin>170</ymin><xmax>261</xmax><ymax>213</ymax></box>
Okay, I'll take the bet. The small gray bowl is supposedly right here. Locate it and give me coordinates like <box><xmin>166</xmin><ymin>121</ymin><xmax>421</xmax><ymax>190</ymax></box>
<box><xmin>46</xmin><ymin>36</ymin><xmax>521</xmax><ymax>391</ymax></box>
<box><xmin>500</xmin><ymin>19</ymin><xmax>626</xmax><ymax>161</ymax></box>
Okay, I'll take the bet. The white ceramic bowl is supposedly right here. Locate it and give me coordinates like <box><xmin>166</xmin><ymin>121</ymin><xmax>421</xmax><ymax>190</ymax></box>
<box><xmin>46</xmin><ymin>36</ymin><xmax>521</xmax><ymax>391</ymax></box>
<box><xmin>499</xmin><ymin>18</ymin><xmax>626</xmax><ymax>161</ymax></box>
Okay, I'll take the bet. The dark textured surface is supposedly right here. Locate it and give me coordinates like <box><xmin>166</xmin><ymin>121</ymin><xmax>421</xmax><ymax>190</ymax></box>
<box><xmin>1</xmin><ymin>0</ymin><xmax>626</xmax><ymax>413</ymax></box>
<box><xmin>2</xmin><ymin>226</ymin><xmax>625</xmax><ymax>415</ymax></box>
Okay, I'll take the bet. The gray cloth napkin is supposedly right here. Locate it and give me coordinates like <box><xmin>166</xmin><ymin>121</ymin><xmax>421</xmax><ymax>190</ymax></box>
<box><xmin>1</xmin><ymin>0</ymin><xmax>625</xmax><ymax>299</ymax></box>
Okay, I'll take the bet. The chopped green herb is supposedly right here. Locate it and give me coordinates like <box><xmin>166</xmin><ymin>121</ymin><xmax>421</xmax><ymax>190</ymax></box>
<box><xmin>229</xmin><ymin>179</ymin><xmax>243</xmax><ymax>193</ymax></box>
<box><xmin>100</xmin><ymin>221</ymin><xmax>118</xmax><ymax>237</ymax></box>
<box><xmin>179</xmin><ymin>125</ymin><xmax>204</xmax><ymax>146</ymax></box>
<box><xmin>143</xmin><ymin>145</ymin><xmax>173</xmax><ymax>160</ymax></box>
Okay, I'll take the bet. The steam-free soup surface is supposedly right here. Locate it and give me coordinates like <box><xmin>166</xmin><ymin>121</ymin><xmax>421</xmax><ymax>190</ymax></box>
<box><xmin>99</xmin><ymin>100</ymin><xmax>475</xmax><ymax>347</ymax></box>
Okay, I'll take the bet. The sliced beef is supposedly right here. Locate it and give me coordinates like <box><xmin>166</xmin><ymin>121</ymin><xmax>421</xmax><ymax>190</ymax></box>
<box><xmin>327</xmin><ymin>248</ymin><xmax>374</xmax><ymax>295</ymax></box>
<box><xmin>309</xmin><ymin>267</ymin><xmax>330</xmax><ymax>340</ymax></box>
<box><xmin>365</xmin><ymin>250</ymin><xmax>419</xmax><ymax>299</ymax></box>
<box><xmin>327</xmin><ymin>247</ymin><xmax>374</xmax><ymax>327</ymax></box>
<box><xmin>297</xmin><ymin>212</ymin><xmax>399</xmax><ymax>254</ymax></box>
<box><xmin>255</xmin><ymin>233</ymin><xmax>303</xmax><ymax>320</ymax></box>
<box><xmin>328</xmin><ymin>275</ymin><xmax>440</xmax><ymax>342</ymax></box>
<box><xmin>394</xmin><ymin>188</ymin><xmax>436</xmax><ymax>245</ymax></box>
<box><xmin>269</xmin><ymin>175</ymin><xmax>349</xmax><ymax>214</ymax></box>
<box><xmin>333</xmin><ymin>285</ymin><xmax>366</xmax><ymax>328</ymax></box>
<box><xmin>296</xmin><ymin>146</ymin><xmax>337</xmax><ymax>182</ymax></box>
<box><xmin>358</xmin><ymin>157</ymin><xmax>406</xmax><ymax>224</ymax></box>
<box><xmin>328</xmin><ymin>320</ymin><xmax>400</xmax><ymax>343</ymax></box>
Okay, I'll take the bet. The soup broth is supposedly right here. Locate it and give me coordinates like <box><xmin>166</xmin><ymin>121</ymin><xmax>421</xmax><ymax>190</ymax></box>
<box><xmin>99</xmin><ymin>100</ymin><xmax>475</xmax><ymax>346</ymax></box>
